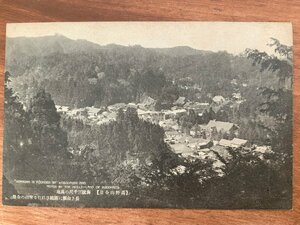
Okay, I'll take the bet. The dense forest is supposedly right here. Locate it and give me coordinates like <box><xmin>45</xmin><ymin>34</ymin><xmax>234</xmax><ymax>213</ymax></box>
<box><xmin>3</xmin><ymin>35</ymin><xmax>292</xmax><ymax>208</ymax></box>
<box><xmin>6</xmin><ymin>35</ymin><xmax>284</xmax><ymax>108</ymax></box>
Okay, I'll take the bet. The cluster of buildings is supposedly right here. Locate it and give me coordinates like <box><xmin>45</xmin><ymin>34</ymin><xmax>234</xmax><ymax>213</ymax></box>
<box><xmin>56</xmin><ymin>105</ymin><xmax>117</xmax><ymax>125</ymax></box>
<box><xmin>158</xmin><ymin>95</ymin><xmax>272</xmax><ymax>177</ymax></box>
<box><xmin>169</xmin><ymin>132</ymin><xmax>272</xmax><ymax>177</ymax></box>
<box><xmin>165</xmin><ymin>127</ymin><xmax>248</xmax><ymax>177</ymax></box>
<box><xmin>56</xmin><ymin>89</ymin><xmax>272</xmax><ymax>178</ymax></box>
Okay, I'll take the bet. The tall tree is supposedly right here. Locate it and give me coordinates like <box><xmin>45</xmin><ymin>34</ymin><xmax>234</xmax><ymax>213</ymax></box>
<box><xmin>3</xmin><ymin>71</ymin><xmax>30</xmax><ymax>178</ymax></box>
<box><xmin>245</xmin><ymin>38</ymin><xmax>292</xmax><ymax>153</ymax></box>
<box><xmin>28</xmin><ymin>89</ymin><xmax>68</xmax><ymax>156</ymax></box>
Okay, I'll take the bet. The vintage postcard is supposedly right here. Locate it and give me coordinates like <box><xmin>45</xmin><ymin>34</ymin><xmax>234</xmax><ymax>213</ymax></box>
<box><xmin>3</xmin><ymin>22</ymin><xmax>293</xmax><ymax>208</ymax></box>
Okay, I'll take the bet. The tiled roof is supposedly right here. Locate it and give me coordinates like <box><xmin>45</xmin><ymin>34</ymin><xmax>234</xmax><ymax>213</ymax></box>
<box><xmin>218</xmin><ymin>139</ymin><xmax>232</xmax><ymax>147</ymax></box>
<box><xmin>206</xmin><ymin>120</ymin><xmax>235</xmax><ymax>132</ymax></box>
<box><xmin>231</xmin><ymin>138</ymin><xmax>248</xmax><ymax>146</ymax></box>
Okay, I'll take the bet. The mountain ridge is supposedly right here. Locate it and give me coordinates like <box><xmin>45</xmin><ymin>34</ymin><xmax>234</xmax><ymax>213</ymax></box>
<box><xmin>6</xmin><ymin>34</ymin><xmax>211</xmax><ymax>58</ymax></box>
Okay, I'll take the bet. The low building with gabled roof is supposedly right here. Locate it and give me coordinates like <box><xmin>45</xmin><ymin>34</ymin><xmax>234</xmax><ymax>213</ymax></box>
<box><xmin>218</xmin><ymin>138</ymin><xmax>248</xmax><ymax>149</ymax></box>
<box><xmin>218</xmin><ymin>139</ymin><xmax>232</xmax><ymax>148</ymax></box>
<box><xmin>211</xmin><ymin>145</ymin><xmax>233</xmax><ymax>163</ymax></box>
<box><xmin>206</xmin><ymin>120</ymin><xmax>238</xmax><ymax>133</ymax></box>
<box><xmin>231</xmin><ymin>138</ymin><xmax>248</xmax><ymax>148</ymax></box>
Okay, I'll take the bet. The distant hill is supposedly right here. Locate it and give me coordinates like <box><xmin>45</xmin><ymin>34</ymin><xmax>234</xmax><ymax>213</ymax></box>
<box><xmin>5</xmin><ymin>34</ymin><xmax>278</xmax><ymax>108</ymax></box>
<box><xmin>6</xmin><ymin>34</ymin><xmax>101</xmax><ymax>57</ymax></box>
<box><xmin>6</xmin><ymin>35</ymin><xmax>208</xmax><ymax>57</ymax></box>
<box><xmin>151</xmin><ymin>46</ymin><xmax>210</xmax><ymax>57</ymax></box>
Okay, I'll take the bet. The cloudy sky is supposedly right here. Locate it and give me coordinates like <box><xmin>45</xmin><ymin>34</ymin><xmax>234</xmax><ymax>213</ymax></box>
<box><xmin>6</xmin><ymin>22</ymin><xmax>293</xmax><ymax>55</ymax></box>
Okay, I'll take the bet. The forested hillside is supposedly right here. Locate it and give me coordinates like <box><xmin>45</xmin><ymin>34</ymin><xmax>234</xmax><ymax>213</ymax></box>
<box><xmin>6</xmin><ymin>35</ymin><xmax>286</xmax><ymax>109</ymax></box>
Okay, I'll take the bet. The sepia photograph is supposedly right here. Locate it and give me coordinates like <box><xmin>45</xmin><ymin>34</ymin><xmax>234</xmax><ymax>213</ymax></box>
<box><xmin>2</xmin><ymin>22</ymin><xmax>293</xmax><ymax>209</ymax></box>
